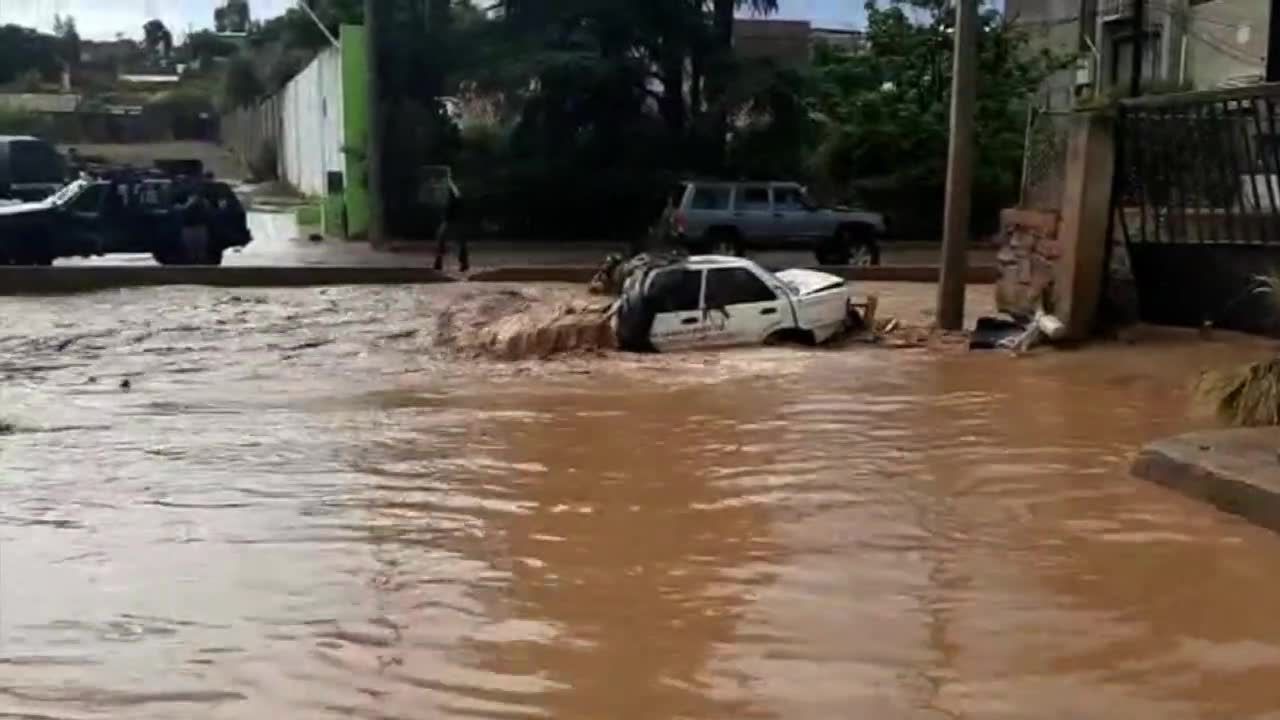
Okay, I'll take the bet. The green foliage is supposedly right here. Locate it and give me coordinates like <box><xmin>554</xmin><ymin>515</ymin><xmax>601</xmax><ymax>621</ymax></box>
<box><xmin>806</xmin><ymin>0</ymin><xmax>1070</xmax><ymax>231</ymax></box>
<box><xmin>0</xmin><ymin>108</ymin><xmax>55</xmax><ymax>137</ymax></box>
<box><xmin>222</xmin><ymin>55</ymin><xmax>265</xmax><ymax>110</ymax></box>
<box><xmin>53</xmin><ymin>15</ymin><xmax>81</xmax><ymax>69</ymax></box>
<box><xmin>183</xmin><ymin>31</ymin><xmax>239</xmax><ymax>64</ymax></box>
<box><xmin>215</xmin><ymin>0</ymin><xmax>252</xmax><ymax>34</ymax></box>
<box><xmin>0</xmin><ymin>25</ymin><xmax>61</xmax><ymax>87</ymax></box>
<box><xmin>143</xmin><ymin>19</ymin><xmax>174</xmax><ymax>59</ymax></box>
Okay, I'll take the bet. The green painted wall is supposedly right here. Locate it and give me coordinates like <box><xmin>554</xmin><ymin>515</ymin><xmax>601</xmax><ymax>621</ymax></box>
<box><xmin>340</xmin><ymin>24</ymin><xmax>371</xmax><ymax>239</ymax></box>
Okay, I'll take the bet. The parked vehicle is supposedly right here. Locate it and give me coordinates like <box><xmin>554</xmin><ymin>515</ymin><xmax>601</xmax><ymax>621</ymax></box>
<box><xmin>0</xmin><ymin>136</ymin><xmax>67</xmax><ymax>202</ymax></box>
<box><xmin>0</xmin><ymin>174</ymin><xmax>252</xmax><ymax>266</ymax></box>
<box><xmin>665</xmin><ymin>181</ymin><xmax>886</xmax><ymax>266</ymax></box>
<box><xmin>613</xmin><ymin>254</ymin><xmax>858</xmax><ymax>352</ymax></box>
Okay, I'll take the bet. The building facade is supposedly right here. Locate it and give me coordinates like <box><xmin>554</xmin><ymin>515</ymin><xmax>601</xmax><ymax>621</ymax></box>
<box><xmin>733</xmin><ymin>19</ymin><xmax>867</xmax><ymax>67</ymax></box>
<box><xmin>1009</xmin><ymin>0</ymin><xmax>1270</xmax><ymax>107</ymax></box>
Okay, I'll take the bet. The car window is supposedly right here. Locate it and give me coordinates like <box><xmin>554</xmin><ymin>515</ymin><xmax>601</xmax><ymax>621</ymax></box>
<box><xmin>648</xmin><ymin>268</ymin><xmax>704</xmax><ymax>312</ymax></box>
<box><xmin>10</xmin><ymin>141</ymin><xmax>66</xmax><ymax>184</ymax></box>
<box><xmin>202</xmin><ymin>183</ymin><xmax>241</xmax><ymax>210</ymax></box>
<box><xmin>690</xmin><ymin>186</ymin><xmax>731</xmax><ymax>210</ymax></box>
<box><xmin>136</xmin><ymin>182</ymin><xmax>170</xmax><ymax>208</ymax></box>
<box><xmin>737</xmin><ymin>186</ymin><xmax>771</xmax><ymax>211</ymax></box>
<box><xmin>705</xmin><ymin>268</ymin><xmax>778</xmax><ymax>307</ymax></box>
<box><xmin>774</xmin><ymin>187</ymin><xmax>807</xmax><ymax>211</ymax></box>
<box><xmin>66</xmin><ymin>184</ymin><xmax>106</xmax><ymax>213</ymax></box>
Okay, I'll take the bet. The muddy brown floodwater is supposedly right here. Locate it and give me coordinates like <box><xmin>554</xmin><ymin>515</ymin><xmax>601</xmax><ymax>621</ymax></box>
<box><xmin>3</xmin><ymin>284</ymin><xmax>1280</xmax><ymax>720</ymax></box>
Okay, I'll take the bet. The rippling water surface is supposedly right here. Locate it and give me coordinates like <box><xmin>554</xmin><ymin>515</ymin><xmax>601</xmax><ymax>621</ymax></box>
<box><xmin>3</xmin><ymin>285</ymin><xmax>1280</xmax><ymax>719</ymax></box>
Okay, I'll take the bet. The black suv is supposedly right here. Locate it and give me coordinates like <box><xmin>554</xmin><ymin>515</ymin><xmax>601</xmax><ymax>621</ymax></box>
<box><xmin>0</xmin><ymin>174</ymin><xmax>252</xmax><ymax>266</ymax></box>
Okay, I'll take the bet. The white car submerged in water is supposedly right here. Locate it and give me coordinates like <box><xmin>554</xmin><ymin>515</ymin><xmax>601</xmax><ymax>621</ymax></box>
<box><xmin>612</xmin><ymin>255</ymin><xmax>858</xmax><ymax>352</ymax></box>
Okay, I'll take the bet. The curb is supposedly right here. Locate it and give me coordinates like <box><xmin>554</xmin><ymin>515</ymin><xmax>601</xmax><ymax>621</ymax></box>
<box><xmin>1131</xmin><ymin>428</ymin><xmax>1280</xmax><ymax>533</ymax></box>
<box><xmin>0</xmin><ymin>266</ymin><xmax>456</xmax><ymax>295</ymax></box>
<box><xmin>0</xmin><ymin>264</ymin><xmax>998</xmax><ymax>295</ymax></box>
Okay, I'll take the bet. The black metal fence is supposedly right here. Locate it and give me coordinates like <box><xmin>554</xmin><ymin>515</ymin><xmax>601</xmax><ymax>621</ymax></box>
<box><xmin>1116</xmin><ymin>84</ymin><xmax>1280</xmax><ymax>245</ymax></box>
<box><xmin>1114</xmin><ymin>84</ymin><xmax>1280</xmax><ymax>334</ymax></box>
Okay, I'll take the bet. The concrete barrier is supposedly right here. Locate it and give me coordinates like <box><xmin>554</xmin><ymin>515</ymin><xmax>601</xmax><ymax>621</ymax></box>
<box><xmin>0</xmin><ymin>266</ymin><xmax>456</xmax><ymax>295</ymax></box>
<box><xmin>467</xmin><ymin>264</ymin><xmax>1000</xmax><ymax>284</ymax></box>
<box><xmin>1132</xmin><ymin>428</ymin><xmax>1280</xmax><ymax>533</ymax></box>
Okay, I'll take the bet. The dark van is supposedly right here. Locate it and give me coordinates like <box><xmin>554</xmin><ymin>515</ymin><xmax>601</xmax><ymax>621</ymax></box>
<box><xmin>0</xmin><ymin>136</ymin><xmax>67</xmax><ymax>202</ymax></box>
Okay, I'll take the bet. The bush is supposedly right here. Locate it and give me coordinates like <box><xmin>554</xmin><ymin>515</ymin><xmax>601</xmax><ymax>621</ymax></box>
<box><xmin>0</xmin><ymin>108</ymin><xmax>54</xmax><ymax>137</ymax></box>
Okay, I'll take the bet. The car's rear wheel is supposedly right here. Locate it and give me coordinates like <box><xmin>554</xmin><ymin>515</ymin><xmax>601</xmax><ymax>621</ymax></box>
<box><xmin>819</xmin><ymin>225</ymin><xmax>879</xmax><ymax>267</ymax></box>
<box><xmin>814</xmin><ymin>242</ymin><xmax>850</xmax><ymax>266</ymax></box>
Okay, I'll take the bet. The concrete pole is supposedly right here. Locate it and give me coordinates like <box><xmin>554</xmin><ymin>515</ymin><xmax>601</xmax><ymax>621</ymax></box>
<box><xmin>937</xmin><ymin>0</ymin><xmax>978</xmax><ymax>331</ymax></box>
<box><xmin>1130</xmin><ymin>0</ymin><xmax>1145</xmax><ymax>96</ymax></box>
<box><xmin>364</xmin><ymin>0</ymin><xmax>387</xmax><ymax>246</ymax></box>
<box><xmin>1268</xmin><ymin>0</ymin><xmax>1280</xmax><ymax>80</ymax></box>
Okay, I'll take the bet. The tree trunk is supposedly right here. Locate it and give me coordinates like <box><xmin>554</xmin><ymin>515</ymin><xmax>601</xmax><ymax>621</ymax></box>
<box><xmin>660</xmin><ymin>40</ymin><xmax>687</xmax><ymax>136</ymax></box>
<box><xmin>707</xmin><ymin>0</ymin><xmax>735</xmax><ymax>171</ymax></box>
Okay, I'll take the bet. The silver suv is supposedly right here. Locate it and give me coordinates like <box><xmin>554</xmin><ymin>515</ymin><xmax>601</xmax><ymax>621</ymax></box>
<box><xmin>665</xmin><ymin>181</ymin><xmax>886</xmax><ymax>265</ymax></box>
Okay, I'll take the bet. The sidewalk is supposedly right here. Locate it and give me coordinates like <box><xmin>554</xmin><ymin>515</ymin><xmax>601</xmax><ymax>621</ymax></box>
<box><xmin>1133</xmin><ymin>428</ymin><xmax>1280</xmax><ymax>534</ymax></box>
<box><xmin>62</xmin><ymin>209</ymin><xmax>997</xmax><ymax>272</ymax></box>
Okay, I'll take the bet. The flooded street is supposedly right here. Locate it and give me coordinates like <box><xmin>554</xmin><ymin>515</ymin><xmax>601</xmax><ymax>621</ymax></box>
<box><xmin>3</xmin><ymin>284</ymin><xmax>1280</xmax><ymax>719</ymax></box>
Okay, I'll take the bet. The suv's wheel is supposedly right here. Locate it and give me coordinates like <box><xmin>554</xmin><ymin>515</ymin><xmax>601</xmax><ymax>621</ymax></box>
<box><xmin>706</xmin><ymin>229</ymin><xmax>742</xmax><ymax>256</ymax></box>
<box><xmin>814</xmin><ymin>242</ymin><xmax>850</xmax><ymax>266</ymax></box>
<box><xmin>819</xmin><ymin>225</ymin><xmax>880</xmax><ymax>267</ymax></box>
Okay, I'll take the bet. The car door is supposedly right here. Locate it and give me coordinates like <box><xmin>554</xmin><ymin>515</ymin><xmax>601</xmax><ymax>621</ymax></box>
<box><xmin>60</xmin><ymin>182</ymin><xmax>112</xmax><ymax>255</ymax></box>
<box><xmin>646</xmin><ymin>267</ymin><xmax>709</xmax><ymax>352</ymax></box>
<box><xmin>772</xmin><ymin>185</ymin><xmax>814</xmax><ymax>242</ymax></box>
<box><xmin>733</xmin><ymin>184</ymin><xmax>774</xmax><ymax>245</ymax></box>
<box><xmin>702</xmin><ymin>266</ymin><xmax>790</xmax><ymax>347</ymax></box>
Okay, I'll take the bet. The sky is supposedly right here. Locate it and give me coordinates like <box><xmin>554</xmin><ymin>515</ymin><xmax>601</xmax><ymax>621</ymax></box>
<box><xmin>0</xmin><ymin>0</ymin><xmax>859</xmax><ymax>40</ymax></box>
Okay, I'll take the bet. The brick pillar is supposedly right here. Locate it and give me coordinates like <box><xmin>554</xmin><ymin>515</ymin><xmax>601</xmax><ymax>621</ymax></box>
<box><xmin>1054</xmin><ymin>112</ymin><xmax>1115</xmax><ymax>340</ymax></box>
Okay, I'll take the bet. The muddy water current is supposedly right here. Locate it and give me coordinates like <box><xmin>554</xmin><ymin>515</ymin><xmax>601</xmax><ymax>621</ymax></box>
<box><xmin>2</xmin><ymin>284</ymin><xmax>1280</xmax><ymax>719</ymax></box>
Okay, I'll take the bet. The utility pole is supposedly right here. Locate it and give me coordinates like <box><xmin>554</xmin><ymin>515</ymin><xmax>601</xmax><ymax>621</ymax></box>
<box><xmin>1268</xmin><ymin>0</ymin><xmax>1280</xmax><ymax>80</ymax></box>
<box><xmin>937</xmin><ymin>0</ymin><xmax>978</xmax><ymax>331</ymax></box>
<box><xmin>364</xmin><ymin>0</ymin><xmax>387</xmax><ymax>246</ymax></box>
<box><xmin>1130</xmin><ymin>0</ymin><xmax>1145</xmax><ymax>96</ymax></box>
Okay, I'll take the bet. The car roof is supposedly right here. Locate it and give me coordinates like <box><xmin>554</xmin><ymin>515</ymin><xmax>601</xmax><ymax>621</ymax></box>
<box><xmin>0</xmin><ymin>135</ymin><xmax>41</xmax><ymax>143</ymax></box>
<box><xmin>677</xmin><ymin>255</ymin><xmax>758</xmax><ymax>269</ymax></box>
<box><xmin>685</xmin><ymin>180</ymin><xmax>802</xmax><ymax>187</ymax></box>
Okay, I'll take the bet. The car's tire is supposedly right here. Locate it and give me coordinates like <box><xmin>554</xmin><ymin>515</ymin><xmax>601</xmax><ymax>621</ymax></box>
<box><xmin>821</xmin><ymin>225</ymin><xmax>880</xmax><ymax>267</ymax></box>
<box><xmin>706</xmin><ymin>228</ymin><xmax>743</xmax><ymax>257</ymax></box>
<box><xmin>814</xmin><ymin>242</ymin><xmax>849</xmax><ymax>266</ymax></box>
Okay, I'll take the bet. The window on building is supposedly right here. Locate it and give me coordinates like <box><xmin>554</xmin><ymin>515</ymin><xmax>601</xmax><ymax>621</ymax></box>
<box><xmin>1109</xmin><ymin>31</ymin><xmax>1163</xmax><ymax>89</ymax></box>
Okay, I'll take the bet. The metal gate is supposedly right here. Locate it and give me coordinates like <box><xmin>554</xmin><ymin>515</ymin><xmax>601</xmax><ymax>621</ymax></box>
<box><xmin>1113</xmin><ymin>84</ymin><xmax>1280</xmax><ymax>334</ymax></box>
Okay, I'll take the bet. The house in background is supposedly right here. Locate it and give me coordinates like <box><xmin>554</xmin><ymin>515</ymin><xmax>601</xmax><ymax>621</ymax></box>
<box><xmin>1009</xmin><ymin>0</ymin><xmax>1269</xmax><ymax>107</ymax></box>
<box><xmin>734</xmin><ymin>19</ymin><xmax>867</xmax><ymax>67</ymax></box>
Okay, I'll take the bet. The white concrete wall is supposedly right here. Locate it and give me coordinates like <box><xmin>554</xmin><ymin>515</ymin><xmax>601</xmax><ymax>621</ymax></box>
<box><xmin>279</xmin><ymin>45</ymin><xmax>345</xmax><ymax>196</ymax></box>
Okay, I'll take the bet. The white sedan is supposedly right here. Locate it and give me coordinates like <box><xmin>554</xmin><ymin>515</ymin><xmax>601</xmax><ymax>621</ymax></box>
<box><xmin>613</xmin><ymin>255</ymin><xmax>857</xmax><ymax>352</ymax></box>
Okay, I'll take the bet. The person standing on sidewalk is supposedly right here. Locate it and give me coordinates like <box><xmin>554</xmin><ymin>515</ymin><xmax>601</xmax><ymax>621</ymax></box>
<box><xmin>433</xmin><ymin>176</ymin><xmax>467</xmax><ymax>273</ymax></box>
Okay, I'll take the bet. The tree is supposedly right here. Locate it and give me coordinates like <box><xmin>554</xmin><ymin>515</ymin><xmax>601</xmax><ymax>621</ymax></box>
<box><xmin>805</xmin><ymin>0</ymin><xmax>1068</xmax><ymax>232</ymax></box>
<box><xmin>222</xmin><ymin>54</ymin><xmax>265</xmax><ymax>109</ymax></box>
<box><xmin>184</xmin><ymin>30</ymin><xmax>239</xmax><ymax>64</ymax></box>
<box><xmin>0</xmin><ymin>25</ymin><xmax>61</xmax><ymax>87</ymax></box>
<box><xmin>215</xmin><ymin>0</ymin><xmax>252</xmax><ymax>34</ymax></box>
<box><xmin>143</xmin><ymin>19</ymin><xmax>174</xmax><ymax>60</ymax></box>
<box><xmin>52</xmin><ymin>15</ymin><xmax>81</xmax><ymax>71</ymax></box>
